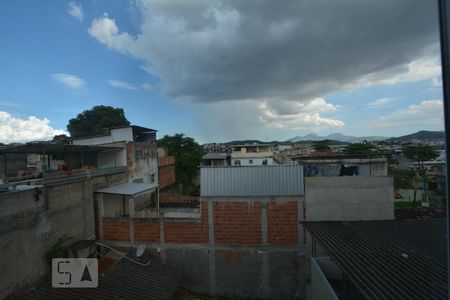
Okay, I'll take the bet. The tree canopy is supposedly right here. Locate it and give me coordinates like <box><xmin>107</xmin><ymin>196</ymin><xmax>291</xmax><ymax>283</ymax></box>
<box><xmin>312</xmin><ymin>140</ymin><xmax>331</xmax><ymax>152</ymax></box>
<box><xmin>157</xmin><ymin>133</ymin><xmax>204</xmax><ymax>186</ymax></box>
<box><xmin>52</xmin><ymin>134</ymin><xmax>70</xmax><ymax>144</ymax></box>
<box><xmin>344</xmin><ymin>143</ymin><xmax>379</xmax><ymax>155</ymax></box>
<box><xmin>402</xmin><ymin>144</ymin><xmax>439</xmax><ymax>175</ymax></box>
<box><xmin>67</xmin><ymin>106</ymin><xmax>130</xmax><ymax>138</ymax></box>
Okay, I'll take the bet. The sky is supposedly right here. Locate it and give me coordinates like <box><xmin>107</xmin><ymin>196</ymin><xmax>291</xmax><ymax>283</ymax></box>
<box><xmin>0</xmin><ymin>0</ymin><xmax>445</xmax><ymax>144</ymax></box>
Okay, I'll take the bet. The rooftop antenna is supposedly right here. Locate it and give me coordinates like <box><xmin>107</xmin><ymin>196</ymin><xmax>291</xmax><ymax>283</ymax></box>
<box><xmin>95</xmin><ymin>242</ymin><xmax>151</xmax><ymax>266</ymax></box>
<box><xmin>136</xmin><ymin>244</ymin><xmax>146</xmax><ymax>257</ymax></box>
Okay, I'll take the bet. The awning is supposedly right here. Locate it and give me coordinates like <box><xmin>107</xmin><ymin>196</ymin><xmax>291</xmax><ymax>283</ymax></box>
<box><xmin>95</xmin><ymin>183</ymin><xmax>159</xmax><ymax>196</ymax></box>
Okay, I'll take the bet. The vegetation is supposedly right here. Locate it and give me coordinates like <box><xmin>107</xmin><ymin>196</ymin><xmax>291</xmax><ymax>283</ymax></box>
<box><xmin>344</xmin><ymin>142</ymin><xmax>379</xmax><ymax>155</ymax></box>
<box><xmin>45</xmin><ymin>235</ymin><xmax>73</xmax><ymax>267</ymax></box>
<box><xmin>67</xmin><ymin>105</ymin><xmax>130</xmax><ymax>138</ymax></box>
<box><xmin>157</xmin><ymin>133</ymin><xmax>204</xmax><ymax>189</ymax></box>
<box><xmin>312</xmin><ymin>140</ymin><xmax>331</xmax><ymax>152</ymax></box>
<box><xmin>388</xmin><ymin>130</ymin><xmax>445</xmax><ymax>143</ymax></box>
<box><xmin>390</xmin><ymin>168</ymin><xmax>421</xmax><ymax>202</ymax></box>
<box><xmin>402</xmin><ymin>144</ymin><xmax>439</xmax><ymax>176</ymax></box>
<box><xmin>394</xmin><ymin>201</ymin><xmax>421</xmax><ymax>209</ymax></box>
<box><xmin>52</xmin><ymin>134</ymin><xmax>71</xmax><ymax>144</ymax></box>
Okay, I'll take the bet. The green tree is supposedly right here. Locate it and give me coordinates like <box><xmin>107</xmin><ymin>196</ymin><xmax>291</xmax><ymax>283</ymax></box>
<box><xmin>157</xmin><ymin>133</ymin><xmax>204</xmax><ymax>187</ymax></box>
<box><xmin>402</xmin><ymin>144</ymin><xmax>439</xmax><ymax>176</ymax></box>
<box><xmin>52</xmin><ymin>134</ymin><xmax>70</xmax><ymax>144</ymax></box>
<box><xmin>312</xmin><ymin>140</ymin><xmax>331</xmax><ymax>152</ymax></box>
<box><xmin>344</xmin><ymin>143</ymin><xmax>378</xmax><ymax>155</ymax></box>
<box><xmin>67</xmin><ymin>106</ymin><xmax>130</xmax><ymax>138</ymax></box>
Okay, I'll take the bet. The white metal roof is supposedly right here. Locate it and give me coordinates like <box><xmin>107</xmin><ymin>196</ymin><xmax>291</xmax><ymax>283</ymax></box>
<box><xmin>95</xmin><ymin>182</ymin><xmax>158</xmax><ymax>196</ymax></box>
<box><xmin>201</xmin><ymin>165</ymin><xmax>304</xmax><ymax>197</ymax></box>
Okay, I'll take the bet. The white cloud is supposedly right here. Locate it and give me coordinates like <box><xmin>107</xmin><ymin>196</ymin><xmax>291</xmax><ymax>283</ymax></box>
<box><xmin>88</xmin><ymin>14</ymin><xmax>133</xmax><ymax>50</ymax></box>
<box><xmin>432</xmin><ymin>76</ymin><xmax>443</xmax><ymax>87</ymax></box>
<box><xmin>357</xmin><ymin>56</ymin><xmax>442</xmax><ymax>87</ymax></box>
<box><xmin>0</xmin><ymin>102</ymin><xmax>23</xmax><ymax>107</ymax></box>
<box><xmin>107</xmin><ymin>79</ymin><xmax>138</xmax><ymax>90</ymax></box>
<box><xmin>68</xmin><ymin>2</ymin><xmax>84</xmax><ymax>21</ymax></box>
<box><xmin>141</xmin><ymin>82</ymin><xmax>156</xmax><ymax>90</ymax></box>
<box><xmin>367</xmin><ymin>97</ymin><xmax>398</xmax><ymax>109</ymax></box>
<box><xmin>258</xmin><ymin>99</ymin><xmax>344</xmax><ymax>130</ymax></box>
<box><xmin>195</xmin><ymin>98</ymin><xmax>344</xmax><ymax>140</ymax></box>
<box><xmin>0</xmin><ymin>112</ymin><xmax>68</xmax><ymax>143</ymax></box>
<box><xmin>367</xmin><ymin>100</ymin><xmax>444</xmax><ymax>128</ymax></box>
<box><xmin>51</xmin><ymin>73</ymin><xmax>86</xmax><ymax>89</ymax></box>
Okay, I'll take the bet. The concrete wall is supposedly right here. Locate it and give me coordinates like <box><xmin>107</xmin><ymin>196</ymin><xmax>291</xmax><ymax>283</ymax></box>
<box><xmin>302</xmin><ymin>160</ymin><xmax>387</xmax><ymax>177</ymax></box>
<box><xmin>0</xmin><ymin>171</ymin><xmax>127</xmax><ymax>299</ymax></box>
<box><xmin>305</xmin><ymin>176</ymin><xmax>395</xmax><ymax>221</ymax></box>
<box><xmin>126</xmin><ymin>142</ymin><xmax>158</xmax><ymax>184</ymax></box>
<box><xmin>97</xmin><ymin>148</ymin><xmax>126</xmax><ymax>169</ymax></box>
<box><xmin>311</xmin><ymin>258</ymin><xmax>339</xmax><ymax>300</ymax></box>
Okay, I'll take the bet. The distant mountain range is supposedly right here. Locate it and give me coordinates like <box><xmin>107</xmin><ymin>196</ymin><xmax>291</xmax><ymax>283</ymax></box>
<box><xmin>223</xmin><ymin>130</ymin><xmax>445</xmax><ymax>145</ymax></box>
<box><xmin>287</xmin><ymin>133</ymin><xmax>387</xmax><ymax>143</ymax></box>
<box><xmin>386</xmin><ymin>130</ymin><xmax>445</xmax><ymax>142</ymax></box>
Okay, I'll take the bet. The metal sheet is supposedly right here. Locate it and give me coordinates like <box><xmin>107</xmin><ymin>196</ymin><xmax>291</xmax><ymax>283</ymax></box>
<box><xmin>200</xmin><ymin>165</ymin><xmax>304</xmax><ymax>196</ymax></box>
<box><xmin>95</xmin><ymin>182</ymin><xmax>159</xmax><ymax>196</ymax></box>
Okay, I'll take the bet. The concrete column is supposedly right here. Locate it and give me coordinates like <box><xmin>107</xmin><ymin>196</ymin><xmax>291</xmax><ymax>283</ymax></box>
<box><xmin>298</xmin><ymin>197</ymin><xmax>306</xmax><ymax>253</ymax></box>
<box><xmin>160</xmin><ymin>216</ymin><xmax>165</xmax><ymax>244</ymax></box>
<box><xmin>261</xmin><ymin>202</ymin><xmax>268</xmax><ymax>245</ymax></box>
<box><xmin>95</xmin><ymin>193</ymin><xmax>104</xmax><ymax>240</ymax></box>
<box><xmin>260</xmin><ymin>252</ymin><xmax>270</xmax><ymax>297</ymax></box>
<box><xmin>207</xmin><ymin>200</ymin><xmax>215</xmax><ymax>245</ymax></box>
<box><xmin>209</xmin><ymin>250</ymin><xmax>216</xmax><ymax>296</ymax></box>
<box><xmin>129</xmin><ymin>197</ymin><xmax>135</xmax><ymax>244</ymax></box>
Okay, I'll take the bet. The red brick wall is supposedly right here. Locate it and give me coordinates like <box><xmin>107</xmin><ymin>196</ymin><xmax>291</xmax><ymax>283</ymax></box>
<box><xmin>159</xmin><ymin>165</ymin><xmax>176</xmax><ymax>188</ymax></box>
<box><xmin>103</xmin><ymin>219</ymin><xmax>130</xmax><ymax>241</ymax></box>
<box><xmin>134</xmin><ymin>221</ymin><xmax>160</xmax><ymax>242</ymax></box>
<box><xmin>160</xmin><ymin>193</ymin><xmax>199</xmax><ymax>205</ymax></box>
<box><xmin>268</xmin><ymin>201</ymin><xmax>298</xmax><ymax>245</ymax></box>
<box><xmin>159</xmin><ymin>156</ymin><xmax>175</xmax><ymax>166</ymax></box>
<box><xmin>214</xmin><ymin>202</ymin><xmax>262</xmax><ymax>244</ymax></box>
<box><xmin>101</xmin><ymin>199</ymin><xmax>300</xmax><ymax>246</ymax></box>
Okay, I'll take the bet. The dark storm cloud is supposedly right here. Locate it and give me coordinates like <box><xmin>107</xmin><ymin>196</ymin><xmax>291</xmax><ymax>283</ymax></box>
<box><xmin>90</xmin><ymin>0</ymin><xmax>439</xmax><ymax>104</ymax></box>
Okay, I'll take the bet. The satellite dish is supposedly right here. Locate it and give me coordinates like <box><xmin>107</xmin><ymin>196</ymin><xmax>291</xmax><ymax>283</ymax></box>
<box><xmin>136</xmin><ymin>244</ymin><xmax>146</xmax><ymax>257</ymax></box>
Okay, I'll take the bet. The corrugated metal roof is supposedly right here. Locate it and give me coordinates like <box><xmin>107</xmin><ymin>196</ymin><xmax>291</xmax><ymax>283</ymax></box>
<box><xmin>200</xmin><ymin>165</ymin><xmax>304</xmax><ymax>197</ymax></box>
<box><xmin>95</xmin><ymin>183</ymin><xmax>158</xmax><ymax>196</ymax></box>
<box><xmin>303</xmin><ymin>220</ymin><xmax>447</xmax><ymax>300</ymax></box>
<box><xmin>21</xmin><ymin>253</ymin><xmax>182</xmax><ymax>300</ymax></box>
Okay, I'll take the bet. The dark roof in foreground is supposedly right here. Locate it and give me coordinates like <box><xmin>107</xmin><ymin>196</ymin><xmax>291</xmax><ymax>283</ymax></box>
<box><xmin>21</xmin><ymin>253</ymin><xmax>181</xmax><ymax>300</ymax></box>
<box><xmin>303</xmin><ymin>219</ymin><xmax>448</xmax><ymax>300</ymax></box>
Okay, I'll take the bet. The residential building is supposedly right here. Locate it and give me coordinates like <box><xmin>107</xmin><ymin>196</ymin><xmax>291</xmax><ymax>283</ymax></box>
<box><xmin>73</xmin><ymin>125</ymin><xmax>160</xmax><ymax>185</ymax></box>
<box><xmin>201</xmin><ymin>152</ymin><xmax>230</xmax><ymax>166</ymax></box>
<box><xmin>293</xmin><ymin>154</ymin><xmax>388</xmax><ymax>177</ymax></box>
<box><xmin>230</xmin><ymin>144</ymin><xmax>274</xmax><ymax>166</ymax></box>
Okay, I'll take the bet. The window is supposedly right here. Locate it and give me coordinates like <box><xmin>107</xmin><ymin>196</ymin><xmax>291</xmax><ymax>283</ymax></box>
<box><xmin>151</xmin><ymin>174</ymin><xmax>155</xmax><ymax>183</ymax></box>
<box><xmin>234</xmin><ymin>160</ymin><xmax>241</xmax><ymax>166</ymax></box>
<box><xmin>262</xmin><ymin>159</ymin><xmax>268</xmax><ymax>165</ymax></box>
<box><xmin>249</xmin><ymin>159</ymin><xmax>253</xmax><ymax>164</ymax></box>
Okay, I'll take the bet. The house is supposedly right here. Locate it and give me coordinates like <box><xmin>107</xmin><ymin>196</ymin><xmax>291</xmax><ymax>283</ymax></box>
<box><xmin>73</xmin><ymin>125</ymin><xmax>159</xmax><ymax>185</ymax></box>
<box><xmin>230</xmin><ymin>144</ymin><xmax>274</xmax><ymax>166</ymax></box>
<box><xmin>293</xmin><ymin>154</ymin><xmax>388</xmax><ymax>177</ymax></box>
<box><xmin>201</xmin><ymin>152</ymin><xmax>230</xmax><ymax>166</ymax></box>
